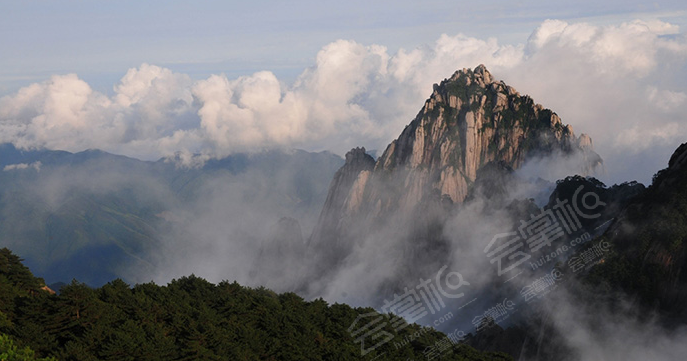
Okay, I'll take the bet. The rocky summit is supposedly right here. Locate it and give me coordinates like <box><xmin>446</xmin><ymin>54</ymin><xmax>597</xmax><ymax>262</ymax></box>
<box><xmin>309</xmin><ymin>65</ymin><xmax>602</xmax><ymax>268</ymax></box>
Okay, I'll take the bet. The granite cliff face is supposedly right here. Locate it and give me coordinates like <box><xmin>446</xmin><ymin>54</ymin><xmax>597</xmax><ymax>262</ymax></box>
<box><xmin>372</xmin><ymin>64</ymin><xmax>599</xmax><ymax>211</ymax></box>
<box><xmin>309</xmin><ymin>65</ymin><xmax>602</xmax><ymax>267</ymax></box>
<box><xmin>307</xmin><ymin>148</ymin><xmax>375</xmax><ymax>266</ymax></box>
<box><xmin>310</xmin><ymin>147</ymin><xmax>375</xmax><ymax>238</ymax></box>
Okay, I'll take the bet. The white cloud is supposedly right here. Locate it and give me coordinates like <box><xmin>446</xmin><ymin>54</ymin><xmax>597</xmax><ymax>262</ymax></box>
<box><xmin>647</xmin><ymin>86</ymin><xmax>687</xmax><ymax>111</ymax></box>
<box><xmin>0</xmin><ymin>19</ymin><xmax>685</xmax><ymax>181</ymax></box>
<box><xmin>615</xmin><ymin>122</ymin><xmax>681</xmax><ymax>152</ymax></box>
<box><xmin>502</xmin><ymin>19</ymin><xmax>687</xmax><ymax>183</ymax></box>
<box><xmin>635</xmin><ymin>18</ymin><xmax>681</xmax><ymax>35</ymax></box>
<box><xmin>0</xmin><ymin>74</ymin><xmax>118</xmax><ymax>151</ymax></box>
<box><xmin>3</xmin><ymin>161</ymin><xmax>41</xmax><ymax>172</ymax></box>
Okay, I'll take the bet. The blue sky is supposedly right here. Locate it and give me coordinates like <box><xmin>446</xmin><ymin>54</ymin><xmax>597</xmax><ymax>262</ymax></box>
<box><xmin>2</xmin><ymin>0</ymin><xmax>685</xmax><ymax>95</ymax></box>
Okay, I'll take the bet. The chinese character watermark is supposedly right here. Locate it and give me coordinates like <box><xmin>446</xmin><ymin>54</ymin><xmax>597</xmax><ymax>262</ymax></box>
<box><xmin>485</xmin><ymin>186</ymin><xmax>605</xmax><ymax>276</ymax></box>
<box><xmin>348</xmin><ymin>265</ymin><xmax>470</xmax><ymax>356</ymax></box>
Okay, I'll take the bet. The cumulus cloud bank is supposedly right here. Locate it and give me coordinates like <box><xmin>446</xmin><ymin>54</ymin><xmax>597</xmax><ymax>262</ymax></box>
<box><xmin>1</xmin><ymin>19</ymin><xmax>685</xmax><ymax>181</ymax></box>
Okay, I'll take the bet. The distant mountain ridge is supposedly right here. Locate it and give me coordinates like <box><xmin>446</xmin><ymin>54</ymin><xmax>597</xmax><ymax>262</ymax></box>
<box><xmin>0</xmin><ymin>144</ymin><xmax>343</xmax><ymax>286</ymax></box>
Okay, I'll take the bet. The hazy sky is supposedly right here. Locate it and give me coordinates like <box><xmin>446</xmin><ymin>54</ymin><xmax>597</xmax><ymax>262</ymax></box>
<box><xmin>2</xmin><ymin>0</ymin><xmax>685</xmax><ymax>94</ymax></box>
<box><xmin>1</xmin><ymin>1</ymin><xmax>687</xmax><ymax>184</ymax></box>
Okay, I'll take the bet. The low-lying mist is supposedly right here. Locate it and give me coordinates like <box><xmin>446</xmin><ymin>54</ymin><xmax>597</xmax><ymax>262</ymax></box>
<box><xmin>2</xmin><ymin>142</ymin><xmax>685</xmax><ymax>360</ymax></box>
<box><xmin>0</xmin><ymin>146</ymin><xmax>342</xmax><ymax>287</ymax></box>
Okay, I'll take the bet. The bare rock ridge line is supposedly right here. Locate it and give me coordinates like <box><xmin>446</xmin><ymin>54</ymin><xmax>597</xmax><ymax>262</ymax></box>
<box><xmin>308</xmin><ymin>65</ymin><xmax>603</xmax><ymax>265</ymax></box>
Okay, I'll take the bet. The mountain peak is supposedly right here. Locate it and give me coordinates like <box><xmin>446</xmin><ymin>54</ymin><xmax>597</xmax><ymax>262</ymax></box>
<box><xmin>374</xmin><ymin>65</ymin><xmax>600</xmax><ymax>205</ymax></box>
<box><xmin>308</xmin><ymin>66</ymin><xmax>604</xmax><ymax>265</ymax></box>
<box><xmin>344</xmin><ymin>146</ymin><xmax>374</xmax><ymax>166</ymax></box>
<box><xmin>451</xmin><ymin>64</ymin><xmax>493</xmax><ymax>87</ymax></box>
<box><xmin>668</xmin><ymin>142</ymin><xmax>687</xmax><ymax>169</ymax></box>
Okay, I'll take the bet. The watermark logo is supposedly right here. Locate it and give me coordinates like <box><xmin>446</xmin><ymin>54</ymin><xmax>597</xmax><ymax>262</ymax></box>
<box><xmin>348</xmin><ymin>265</ymin><xmax>470</xmax><ymax>356</ymax></box>
<box><xmin>349</xmin><ymin>186</ymin><xmax>607</xmax><ymax>356</ymax></box>
<box><xmin>529</xmin><ymin>231</ymin><xmax>592</xmax><ymax>271</ymax></box>
<box><xmin>521</xmin><ymin>269</ymin><xmax>564</xmax><ymax>302</ymax></box>
<box><xmin>423</xmin><ymin>337</ymin><xmax>454</xmax><ymax>360</ymax></box>
<box><xmin>348</xmin><ymin>312</ymin><xmax>395</xmax><ymax>356</ymax></box>
<box><xmin>471</xmin><ymin>297</ymin><xmax>516</xmax><ymax>332</ymax></box>
<box><xmin>484</xmin><ymin>186</ymin><xmax>606</xmax><ymax>276</ymax></box>
<box><xmin>568</xmin><ymin>241</ymin><xmax>610</xmax><ymax>272</ymax></box>
<box><xmin>422</xmin><ymin>328</ymin><xmax>466</xmax><ymax>360</ymax></box>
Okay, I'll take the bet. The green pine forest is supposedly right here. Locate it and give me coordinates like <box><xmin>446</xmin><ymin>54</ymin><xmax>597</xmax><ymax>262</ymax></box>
<box><xmin>0</xmin><ymin>248</ymin><xmax>510</xmax><ymax>361</ymax></box>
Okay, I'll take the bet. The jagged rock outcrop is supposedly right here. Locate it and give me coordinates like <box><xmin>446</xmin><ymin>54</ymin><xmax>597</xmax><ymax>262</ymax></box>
<box><xmin>308</xmin><ymin>65</ymin><xmax>603</xmax><ymax>269</ymax></box>
<box><xmin>368</xmin><ymin>64</ymin><xmax>601</xmax><ymax>214</ymax></box>
<box><xmin>308</xmin><ymin>147</ymin><xmax>375</xmax><ymax>266</ymax></box>
<box><xmin>669</xmin><ymin>142</ymin><xmax>687</xmax><ymax>169</ymax></box>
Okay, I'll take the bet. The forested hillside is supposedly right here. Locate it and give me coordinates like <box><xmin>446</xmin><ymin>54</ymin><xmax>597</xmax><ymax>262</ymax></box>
<box><xmin>0</xmin><ymin>248</ymin><xmax>510</xmax><ymax>360</ymax></box>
